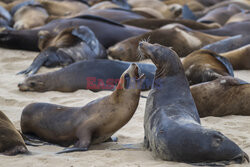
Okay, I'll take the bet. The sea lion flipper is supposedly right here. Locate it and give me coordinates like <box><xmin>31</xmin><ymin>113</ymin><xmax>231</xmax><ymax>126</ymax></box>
<box><xmin>182</xmin><ymin>5</ymin><xmax>197</xmax><ymax>21</ymax></box>
<box><xmin>56</xmin><ymin>147</ymin><xmax>88</xmax><ymax>154</ymax></box>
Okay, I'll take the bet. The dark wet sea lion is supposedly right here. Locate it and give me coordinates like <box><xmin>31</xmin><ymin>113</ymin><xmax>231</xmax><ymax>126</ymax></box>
<box><xmin>0</xmin><ymin>110</ymin><xmax>28</xmax><ymax>155</ymax></box>
<box><xmin>200</xmin><ymin>21</ymin><xmax>250</xmax><ymax>36</ymax></box>
<box><xmin>139</xmin><ymin>41</ymin><xmax>249</xmax><ymax>165</ymax></box>
<box><xmin>13</xmin><ymin>4</ymin><xmax>49</xmax><ymax>30</ymax></box>
<box><xmin>122</xmin><ymin>18</ymin><xmax>221</xmax><ymax>30</ymax></box>
<box><xmin>21</xmin><ymin>63</ymin><xmax>145</xmax><ymax>153</ymax></box>
<box><xmin>18</xmin><ymin>26</ymin><xmax>107</xmax><ymax>76</ymax></box>
<box><xmin>220</xmin><ymin>44</ymin><xmax>250</xmax><ymax>70</ymax></box>
<box><xmin>108</xmin><ymin>25</ymin><xmax>226</xmax><ymax>61</ymax></box>
<box><xmin>191</xmin><ymin>76</ymin><xmax>250</xmax><ymax>117</ymax></box>
<box><xmin>0</xmin><ymin>15</ymin><xmax>149</xmax><ymax>51</ymax></box>
<box><xmin>202</xmin><ymin>35</ymin><xmax>250</xmax><ymax>53</ymax></box>
<box><xmin>18</xmin><ymin>59</ymin><xmax>155</xmax><ymax>92</ymax></box>
<box><xmin>182</xmin><ymin>49</ymin><xmax>234</xmax><ymax>85</ymax></box>
<box><xmin>197</xmin><ymin>4</ymin><xmax>241</xmax><ymax>25</ymax></box>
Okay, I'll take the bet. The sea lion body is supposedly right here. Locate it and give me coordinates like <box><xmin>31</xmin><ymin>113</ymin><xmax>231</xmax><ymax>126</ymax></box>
<box><xmin>226</xmin><ymin>10</ymin><xmax>250</xmax><ymax>24</ymax></box>
<box><xmin>221</xmin><ymin>44</ymin><xmax>250</xmax><ymax>70</ymax></box>
<box><xmin>191</xmin><ymin>76</ymin><xmax>250</xmax><ymax>117</ymax></box>
<box><xmin>18</xmin><ymin>26</ymin><xmax>107</xmax><ymax>75</ymax></box>
<box><xmin>182</xmin><ymin>49</ymin><xmax>233</xmax><ymax>85</ymax></box>
<box><xmin>0</xmin><ymin>110</ymin><xmax>28</xmax><ymax>155</ymax></box>
<box><xmin>139</xmin><ymin>41</ymin><xmax>249</xmax><ymax>165</ymax></box>
<box><xmin>18</xmin><ymin>59</ymin><xmax>155</xmax><ymax>92</ymax></box>
<box><xmin>108</xmin><ymin>25</ymin><xmax>226</xmax><ymax>61</ymax></box>
<box><xmin>0</xmin><ymin>5</ymin><xmax>11</xmax><ymax>27</ymax></box>
<box><xmin>0</xmin><ymin>15</ymin><xmax>149</xmax><ymax>51</ymax></box>
<box><xmin>21</xmin><ymin>64</ymin><xmax>145</xmax><ymax>152</ymax></box>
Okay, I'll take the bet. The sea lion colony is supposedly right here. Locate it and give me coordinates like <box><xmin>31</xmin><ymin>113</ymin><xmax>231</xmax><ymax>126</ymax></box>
<box><xmin>0</xmin><ymin>0</ymin><xmax>250</xmax><ymax>166</ymax></box>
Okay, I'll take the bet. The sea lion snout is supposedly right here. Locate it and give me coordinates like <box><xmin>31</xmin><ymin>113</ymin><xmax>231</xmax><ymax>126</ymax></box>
<box><xmin>231</xmin><ymin>152</ymin><xmax>249</xmax><ymax>164</ymax></box>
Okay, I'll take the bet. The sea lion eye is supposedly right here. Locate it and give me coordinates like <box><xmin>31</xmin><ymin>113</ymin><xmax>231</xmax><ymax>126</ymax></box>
<box><xmin>212</xmin><ymin>134</ymin><xmax>223</xmax><ymax>147</ymax></box>
<box><xmin>29</xmin><ymin>82</ymin><xmax>36</xmax><ymax>87</ymax></box>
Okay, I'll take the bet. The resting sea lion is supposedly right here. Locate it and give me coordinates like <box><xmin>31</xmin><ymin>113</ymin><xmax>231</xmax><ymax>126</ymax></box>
<box><xmin>12</xmin><ymin>4</ymin><xmax>49</xmax><ymax>30</ymax></box>
<box><xmin>18</xmin><ymin>26</ymin><xmax>107</xmax><ymax>76</ymax></box>
<box><xmin>220</xmin><ymin>44</ymin><xmax>250</xmax><ymax>70</ymax></box>
<box><xmin>0</xmin><ymin>110</ymin><xmax>28</xmax><ymax>155</ymax></box>
<box><xmin>21</xmin><ymin>63</ymin><xmax>145</xmax><ymax>153</ymax></box>
<box><xmin>87</xmin><ymin>0</ymin><xmax>131</xmax><ymax>10</ymax></box>
<box><xmin>202</xmin><ymin>34</ymin><xmax>250</xmax><ymax>53</ymax></box>
<box><xmin>197</xmin><ymin>4</ymin><xmax>242</xmax><ymax>25</ymax></box>
<box><xmin>18</xmin><ymin>59</ymin><xmax>155</xmax><ymax>92</ymax></box>
<box><xmin>131</xmin><ymin>7</ymin><xmax>165</xmax><ymax>19</ymax></box>
<box><xmin>122</xmin><ymin>18</ymin><xmax>221</xmax><ymax>30</ymax></box>
<box><xmin>191</xmin><ymin>76</ymin><xmax>250</xmax><ymax>117</ymax></box>
<box><xmin>139</xmin><ymin>41</ymin><xmax>249</xmax><ymax>165</ymax></box>
<box><xmin>108</xmin><ymin>25</ymin><xmax>226</xmax><ymax>61</ymax></box>
<box><xmin>200</xmin><ymin>21</ymin><xmax>250</xmax><ymax>36</ymax></box>
<box><xmin>0</xmin><ymin>15</ymin><xmax>149</xmax><ymax>51</ymax></box>
<box><xmin>182</xmin><ymin>49</ymin><xmax>234</xmax><ymax>85</ymax></box>
<box><xmin>225</xmin><ymin>10</ymin><xmax>250</xmax><ymax>24</ymax></box>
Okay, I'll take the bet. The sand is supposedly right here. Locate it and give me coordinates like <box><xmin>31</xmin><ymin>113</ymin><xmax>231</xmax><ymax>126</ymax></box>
<box><xmin>0</xmin><ymin>47</ymin><xmax>249</xmax><ymax>167</ymax></box>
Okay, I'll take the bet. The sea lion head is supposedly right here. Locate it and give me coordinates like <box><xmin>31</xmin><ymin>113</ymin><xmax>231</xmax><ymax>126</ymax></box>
<box><xmin>116</xmin><ymin>63</ymin><xmax>146</xmax><ymax>91</ymax></box>
<box><xmin>18</xmin><ymin>74</ymin><xmax>48</xmax><ymax>92</ymax></box>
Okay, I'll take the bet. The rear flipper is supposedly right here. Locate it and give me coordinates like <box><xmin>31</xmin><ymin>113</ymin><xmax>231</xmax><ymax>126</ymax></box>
<box><xmin>182</xmin><ymin>4</ymin><xmax>197</xmax><ymax>21</ymax></box>
<box><xmin>20</xmin><ymin>132</ymin><xmax>52</xmax><ymax>147</ymax></box>
<box><xmin>17</xmin><ymin>47</ymin><xmax>73</xmax><ymax>76</ymax></box>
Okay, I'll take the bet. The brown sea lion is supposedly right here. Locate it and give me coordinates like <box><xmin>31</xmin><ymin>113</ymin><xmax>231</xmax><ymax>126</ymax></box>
<box><xmin>13</xmin><ymin>4</ymin><xmax>49</xmax><ymax>30</ymax></box>
<box><xmin>220</xmin><ymin>44</ymin><xmax>250</xmax><ymax>70</ymax></box>
<box><xmin>132</xmin><ymin>7</ymin><xmax>165</xmax><ymax>19</ymax></box>
<box><xmin>225</xmin><ymin>10</ymin><xmax>250</xmax><ymax>25</ymax></box>
<box><xmin>182</xmin><ymin>49</ymin><xmax>234</xmax><ymax>85</ymax></box>
<box><xmin>108</xmin><ymin>25</ymin><xmax>226</xmax><ymax>61</ymax></box>
<box><xmin>139</xmin><ymin>41</ymin><xmax>249</xmax><ymax>165</ymax></box>
<box><xmin>122</xmin><ymin>18</ymin><xmax>221</xmax><ymax>30</ymax></box>
<box><xmin>0</xmin><ymin>110</ymin><xmax>28</xmax><ymax>155</ymax></box>
<box><xmin>21</xmin><ymin>63</ymin><xmax>145</xmax><ymax>153</ymax></box>
<box><xmin>128</xmin><ymin>0</ymin><xmax>182</xmax><ymax>19</ymax></box>
<box><xmin>197</xmin><ymin>4</ymin><xmax>242</xmax><ymax>25</ymax></box>
<box><xmin>191</xmin><ymin>76</ymin><xmax>250</xmax><ymax>117</ymax></box>
<box><xmin>89</xmin><ymin>1</ymin><xmax>120</xmax><ymax>9</ymax></box>
<box><xmin>162</xmin><ymin>0</ymin><xmax>205</xmax><ymax>12</ymax></box>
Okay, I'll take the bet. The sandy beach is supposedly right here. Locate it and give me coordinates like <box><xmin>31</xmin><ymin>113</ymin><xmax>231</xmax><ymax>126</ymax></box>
<box><xmin>0</xmin><ymin>47</ymin><xmax>250</xmax><ymax>167</ymax></box>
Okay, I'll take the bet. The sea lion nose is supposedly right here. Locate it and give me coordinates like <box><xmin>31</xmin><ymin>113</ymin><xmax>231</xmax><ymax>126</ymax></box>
<box><xmin>18</xmin><ymin>83</ymin><xmax>22</xmax><ymax>87</ymax></box>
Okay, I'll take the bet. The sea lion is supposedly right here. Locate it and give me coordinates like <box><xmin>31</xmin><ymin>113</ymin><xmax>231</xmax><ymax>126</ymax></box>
<box><xmin>131</xmin><ymin>7</ymin><xmax>165</xmax><ymax>19</ymax></box>
<box><xmin>191</xmin><ymin>76</ymin><xmax>250</xmax><ymax>117</ymax></box>
<box><xmin>197</xmin><ymin>4</ymin><xmax>242</xmax><ymax>25</ymax></box>
<box><xmin>225</xmin><ymin>10</ymin><xmax>250</xmax><ymax>24</ymax></box>
<box><xmin>89</xmin><ymin>1</ymin><xmax>120</xmax><ymax>9</ymax></box>
<box><xmin>200</xmin><ymin>21</ymin><xmax>250</xmax><ymax>36</ymax></box>
<box><xmin>18</xmin><ymin>59</ymin><xmax>155</xmax><ymax>92</ymax></box>
<box><xmin>12</xmin><ymin>4</ymin><xmax>49</xmax><ymax>30</ymax></box>
<box><xmin>87</xmin><ymin>0</ymin><xmax>131</xmax><ymax>10</ymax></box>
<box><xmin>122</xmin><ymin>18</ymin><xmax>221</xmax><ymax>30</ymax></box>
<box><xmin>162</xmin><ymin>0</ymin><xmax>205</xmax><ymax>12</ymax></box>
<box><xmin>108</xmin><ymin>25</ymin><xmax>226</xmax><ymax>61</ymax></box>
<box><xmin>18</xmin><ymin>25</ymin><xmax>107</xmax><ymax>76</ymax></box>
<box><xmin>202</xmin><ymin>34</ymin><xmax>250</xmax><ymax>53</ymax></box>
<box><xmin>21</xmin><ymin>63</ymin><xmax>145</xmax><ymax>153</ymax></box>
<box><xmin>0</xmin><ymin>15</ymin><xmax>149</xmax><ymax>51</ymax></box>
<box><xmin>139</xmin><ymin>41</ymin><xmax>249</xmax><ymax>165</ymax></box>
<box><xmin>220</xmin><ymin>44</ymin><xmax>250</xmax><ymax>70</ymax></box>
<box><xmin>0</xmin><ymin>110</ymin><xmax>28</xmax><ymax>155</ymax></box>
<box><xmin>182</xmin><ymin>49</ymin><xmax>234</xmax><ymax>85</ymax></box>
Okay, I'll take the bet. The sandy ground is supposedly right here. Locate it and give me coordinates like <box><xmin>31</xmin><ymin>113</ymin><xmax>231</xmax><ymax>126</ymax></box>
<box><xmin>0</xmin><ymin>47</ymin><xmax>250</xmax><ymax>167</ymax></box>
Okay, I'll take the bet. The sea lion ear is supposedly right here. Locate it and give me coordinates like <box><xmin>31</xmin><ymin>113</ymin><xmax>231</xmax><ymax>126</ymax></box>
<box><xmin>72</xmin><ymin>26</ymin><xmax>98</xmax><ymax>51</ymax></box>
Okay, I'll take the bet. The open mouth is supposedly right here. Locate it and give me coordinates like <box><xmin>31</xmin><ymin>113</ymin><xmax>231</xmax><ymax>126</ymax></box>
<box><xmin>231</xmin><ymin>152</ymin><xmax>249</xmax><ymax>164</ymax></box>
<box><xmin>134</xmin><ymin>64</ymin><xmax>145</xmax><ymax>80</ymax></box>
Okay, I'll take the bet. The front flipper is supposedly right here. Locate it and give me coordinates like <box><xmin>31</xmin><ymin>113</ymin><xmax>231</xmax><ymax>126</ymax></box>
<box><xmin>56</xmin><ymin>147</ymin><xmax>88</xmax><ymax>154</ymax></box>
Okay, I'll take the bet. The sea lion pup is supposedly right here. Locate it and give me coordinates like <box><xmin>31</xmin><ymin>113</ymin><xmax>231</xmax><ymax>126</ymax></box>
<box><xmin>139</xmin><ymin>41</ymin><xmax>249</xmax><ymax>165</ymax></box>
<box><xmin>0</xmin><ymin>5</ymin><xmax>11</xmax><ymax>27</ymax></box>
<box><xmin>122</xmin><ymin>18</ymin><xmax>220</xmax><ymax>30</ymax></box>
<box><xmin>200</xmin><ymin>21</ymin><xmax>250</xmax><ymax>36</ymax></box>
<box><xmin>220</xmin><ymin>44</ymin><xmax>250</xmax><ymax>70</ymax></box>
<box><xmin>182</xmin><ymin>49</ymin><xmax>234</xmax><ymax>85</ymax></box>
<box><xmin>191</xmin><ymin>76</ymin><xmax>250</xmax><ymax>117</ymax></box>
<box><xmin>0</xmin><ymin>15</ymin><xmax>149</xmax><ymax>51</ymax></box>
<box><xmin>197</xmin><ymin>4</ymin><xmax>242</xmax><ymax>26</ymax></box>
<box><xmin>128</xmin><ymin>0</ymin><xmax>182</xmax><ymax>19</ymax></box>
<box><xmin>12</xmin><ymin>3</ymin><xmax>49</xmax><ymax>30</ymax></box>
<box><xmin>21</xmin><ymin>64</ymin><xmax>145</xmax><ymax>153</ymax></box>
<box><xmin>0</xmin><ymin>110</ymin><xmax>28</xmax><ymax>155</ymax></box>
<box><xmin>18</xmin><ymin>25</ymin><xmax>107</xmax><ymax>76</ymax></box>
<box><xmin>108</xmin><ymin>24</ymin><xmax>226</xmax><ymax>61</ymax></box>
<box><xmin>225</xmin><ymin>10</ymin><xmax>250</xmax><ymax>25</ymax></box>
<box><xmin>18</xmin><ymin>59</ymin><xmax>155</xmax><ymax>92</ymax></box>
<box><xmin>37</xmin><ymin>0</ymin><xmax>89</xmax><ymax>17</ymax></box>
